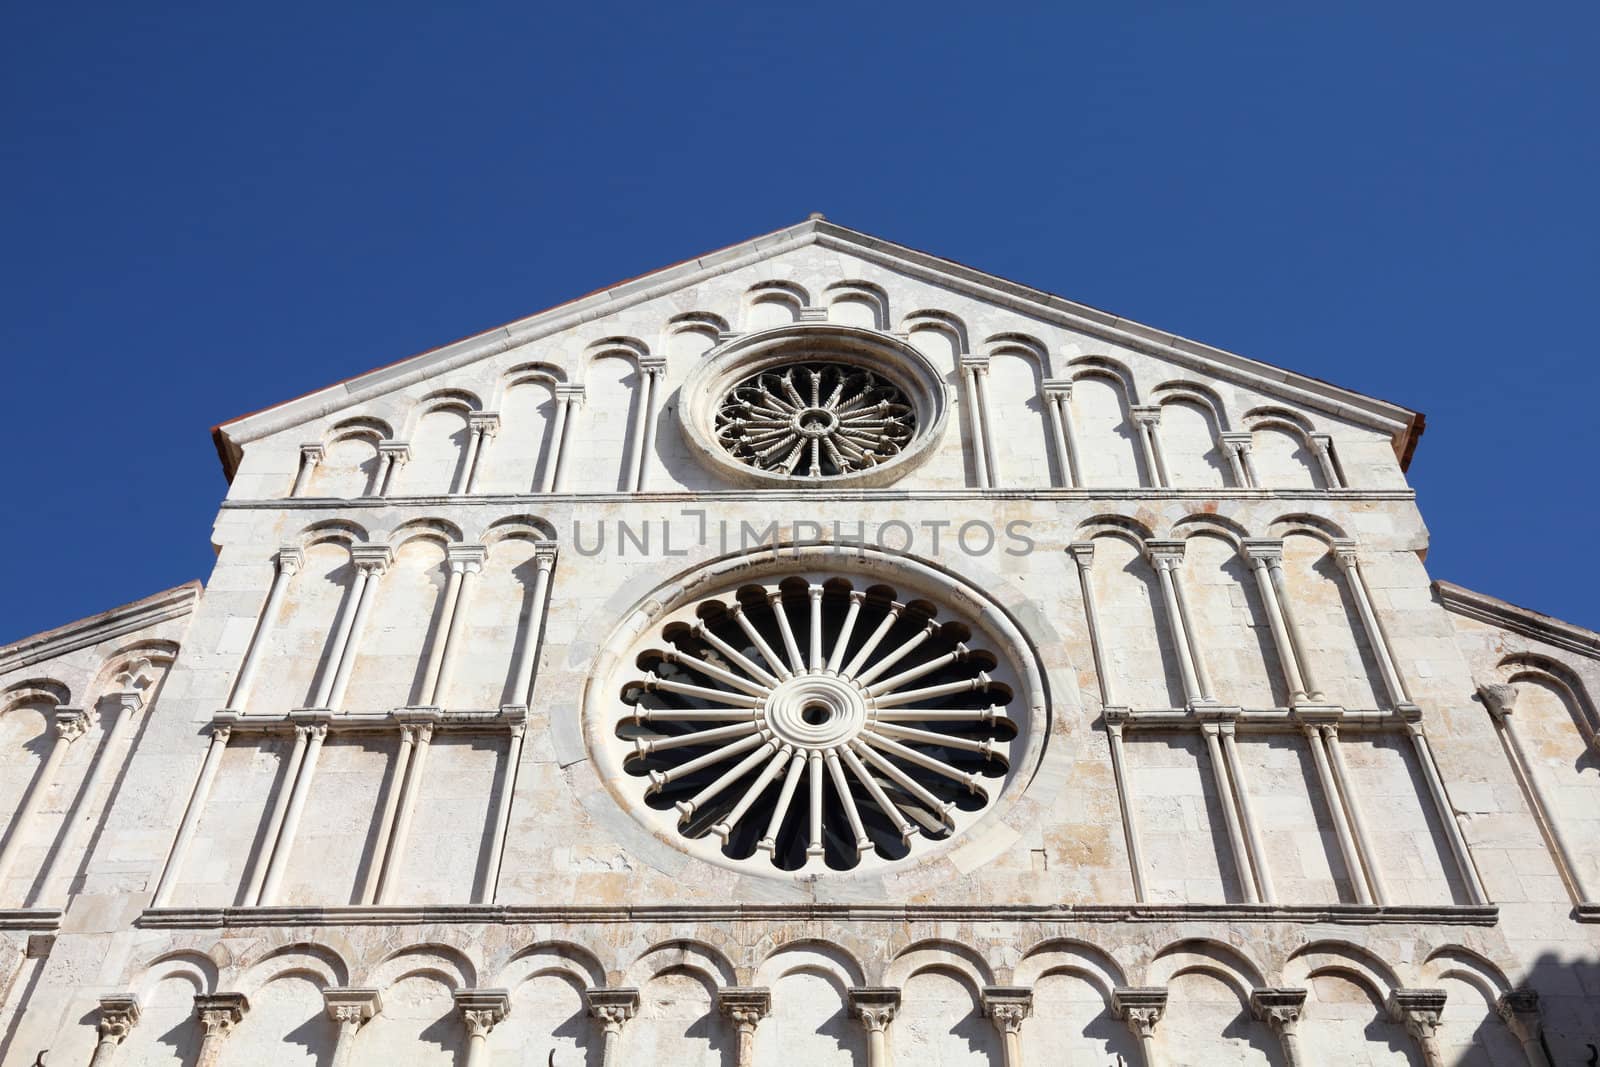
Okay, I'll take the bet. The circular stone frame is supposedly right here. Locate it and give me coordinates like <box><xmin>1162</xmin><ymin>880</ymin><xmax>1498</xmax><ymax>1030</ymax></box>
<box><xmin>581</xmin><ymin>544</ymin><xmax>1052</xmax><ymax>881</ymax></box>
<box><xmin>678</xmin><ymin>323</ymin><xmax>951</xmax><ymax>489</ymax></box>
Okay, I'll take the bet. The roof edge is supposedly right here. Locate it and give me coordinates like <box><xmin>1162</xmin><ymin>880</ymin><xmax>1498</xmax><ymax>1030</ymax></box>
<box><xmin>1435</xmin><ymin>579</ymin><xmax>1600</xmax><ymax>660</ymax></box>
<box><xmin>211</xmin><ymin>215</ymin><xmax>1424</xmax><ymax>477</ymax></box>
<box><xmin>0</xmin><ymin>580</ymin><xmax>203</xmax><ymax>674</ymax></box>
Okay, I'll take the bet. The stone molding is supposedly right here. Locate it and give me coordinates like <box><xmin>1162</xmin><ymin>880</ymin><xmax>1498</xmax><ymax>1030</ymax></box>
<box><xmin>323</xmin><ymin>987</ymin><xmax>382</xmax><ymax>1024</ymax></box>
<box><xmin>1437</xmin><ymin>579</ymin><xmax>1600</xmax><ymax>659</ymax></box>
<box><xmin>0</xmin><ymin>580</ymin><xmax>200</xmax><ymax>672</ymax></box>
<box><xmin>135</xmin><ymin>901</ymin><xmax>1499</xmax><ymax>928</ymax></box>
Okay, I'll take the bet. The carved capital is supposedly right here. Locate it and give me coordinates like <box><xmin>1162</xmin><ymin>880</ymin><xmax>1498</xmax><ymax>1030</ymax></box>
<box><xmin>718</xmin><ymin>987</ymin><xmax>771</xmax><ymax>1030</ymax></box>
<box><xmin>97</xmin><ymin>994</ymin><xmax>141</xmax><ymax>1044</ymax></box>
<box><xmin>639</xmin><ymin>356</ymin><xmax>668</xmax><ymax>375</ymax></box>
<box><xmin>848</xmin><ymin>987</ymin><xmax>900</xmax><ymax>1032</ymax></box>
<box><xmin>1250</xmin><ymin>988</ymin><xmax>1306</xmax><ymax>1032</ymax></box>
<box><xmin>959</xmin><ymin>354</ymin><xmax>991</xmax><ymax>373</ymax></box>
<box><xmin>1112</xmin><ymin>987</ymin><xmax>1166</xmax><ymax>1037</ymax></box>
<box><xmin>1129</xmin><ymin>404</ymin><xmax>1163</xmax><ymax>427</ymax></box>
<box><xmin>447</xmin><ymin>543</ymin><xmax>488</xmax><ymax>575</ymax></box>
<box><xmin>377</xmin><ymin>441</ymin><xmax>412</xmax><ymax>464</ymax></box>
<box><xmin>1067</xmin><ymin>541</ymin><xmax>1095</xmax><ymax>568</ymax></box>
<box><xmin>350</xmin><ymin>544</ymin><xmax>394</xmax><ymax>575</ymax></box>
<box><xmin>468</xmin><ymin>411</ymin><xmax>502</xmax><ymax>437</ymax></box>
<box><xmin>981</xmin><ymin>987</ymin><xmax>1031</xmax><ymax>1034</ymax></box>
<box><xmin>194</xmin><ymin>993</ymin><xmax>248</xmax><ymax>1037</ymax></box>
<box><xmin>275</xmin><ymin>544</ymin><xmax>305</xmax><ymax>577</ymax></box>
<box><xmin>585</xmin><ymin>987</ymin><xmax>640</xmax><ymax>1032</ymax></box>
<box><xmin>298</xmin><ymin>443</ymin><xmax>325</xmax><ymax>465</ymax></box>
<box><xmin>323</xmin><ymin>987</ymin><xmax>382</xmax><ymax>1027</ymax></box>
<box><xmin>1478</xmin><ymin>682</ymin><xmax>1519</xmax><ymax>721</ymax></box>
<box><xmin>53</xmin><ymin>707</ymin><xmax>92</xmax><ymax>743</ymax></box>
<box><xmin>454</xmin><ymin>989</ymin><xmax>510</xmax><ymax>1038</ymax></box>
<box><xmin>1240</xmin><ymin>538</ymin><xmax>1284</xmax><ymax>566</ymax></box>
<box><xmin>1144</xmin><ymin>540</ymin><xmax>1186</xmax><ymax>568</ymax></box>
<box><xmin>1495</xmin><ymin>988</ymin><xmax>1542</xmax><ymax>1043</ymax></box>
<box><xmin>1387</xmin><ymin>988</ymin><xmax>1446</xmax><ymax>1042</ymax></box>
<box><xmin>1218</xmin><ymin>430</ymin><xmax>1253</xmax><ymax>454</ymax></box>
<box><xmin>532</xmin><ymin>541</ymin><xmax>559</xmax><ymax>569</ymax></box>
<box><xmin>556</xmin><ymin>383</ymin><xmax>587</xmax><ymax>404</ymax></box>
<box><xmin>1329</xmin><ymin>538</ymin><xmax>1361</xmax><ymax>571</ymax></box>
<box><xmin>1041</xmin><ymin>377</ymin><xmax>1074</xmax><ymax>399</ymax></box>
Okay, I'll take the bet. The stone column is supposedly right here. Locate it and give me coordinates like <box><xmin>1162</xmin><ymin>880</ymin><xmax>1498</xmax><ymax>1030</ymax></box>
<box><xmin>418</xmin><ymin>544</ymin><xmax>486</xmax><ymax>707</ymax></box>
<box><xmin>960</xmin><ymin>356</ymin><xmax>992</xmax><ymax>488</ymax></box>
<box><xmin>1200</xmin><ymin>715</ymin><xmax>1259</xmax><ymax>903</ymax></box>
<box><xmin>35</xmin><ymin>691</ymin><xmax>145</xmax><ymax>905</ymax></box>
<box><xmin>1129</xmin><ymin>405</ymin><xmax>1169</xmax><ymax>488</ymax></box>
<box><xmin>456</xmin><ymin>989</ymin><xmax>510</xmax><ymax>1067</ymax></box>
<box><xmin>1041</xmin><ymin>379</ymin><xmax>1077</xmax><ymax>487</ymax></box>
<box><xmin>972</xmin><ymin>358</ymin><xmax>999</xmax><ymax>488</ymax></box>
<box><xmin>508</xmin><ymin>543</ymin><xmax>559</xmax><ymax>708</ymax></box>
<box><xmin>289</xmin><ymin>443</ymin><xmax>324</xmax><ymax>497</ymax></box>
<box><xmin>460</xmin><ymin>412</ymin><xmax>500</xmax><ymax>494</ymax></box>
<box><xmin>226</xmin><ymin>545</ymin><xmax>303</xmax><ymax>711</ymax></box>
<box><xmin>1496</xmin><ymin>988</ymin><xmax>1551</xmax><ymax>1067</ymax></box>
<box><xmin>1112</xmin><ymin>987</ymin><xmax>1166</xmax><ymax>1067</ymax></box>
<box><xmin>982</xmin><ymin>986</ymin><xmax>1031</xmax><ymax>1067</ymax></box>
<box><xmin>375</xmin><ymin>441</ymin><xmax>410</xmax><ymax>497</ymax></box>
<box><xmin>359</xmin><ymin>722</ymin><xmax>415</xmax><ymax>905</ymax></box>
<box><xmin>327</xmin><ymin>545</ymin><xmax>393</xmax><ymax>711</ymax></box>
<box><xmin>1103</xmin><ymin>708</ymin><xmax>1147</xmax><ymax>901</ymax></box>
<box><xmin>151</xmin><ymin>717</ymin><xmax>234</xmax><ymax>907</ymax></box>
<box><xmin>88</xmin><ymin>994</ymin><xmax>140</xmax><ymax>1067</ymax></box>
<box><xmin>0</xmin><ymin>706</ymin><xmax>91</xmax><ymax>896</ymax></box>
<box><xmin>376</xmin><ymin>716</ymin><xmax>436</xmax><ymax>904</ymax></box>
<box><xmin>241</xmin><ymin>722</ymin><xmax>310</xmax><ymax>906</ymax></box>
<box><xmin>718</xmin><ymin>987</ymin><xmax>771</xmax><ymax>1067</ymax></box>
<box><xmin>1320</xmin><ymin>720</ymin><xmax>1389</xmax><ymax>905</ymax></box>
<box><xmin>1068</xmin><ymin>544</ymin><xmax>1117</xmax><ymax>707</ymax></box>
<box><xmin>1403</xmin><ymin>718</ymin><xmax>1489</xmax><ymax>904</ymax></box>
<box><xmin>1240</xmin><ymin>539</ymin><xmax>1312</xmax><ymax>705</ymax></box>
<box><xmin>1218</xmin><ymin>431</ymin><xmax>1256</xmax><ymax>487</ymax></box>
<box><xmin>1250</xmin><ymin>988</ymin><xmax>1306</xmax><ymax>1067</ymax></box>
<box><xmin>1330</xmin><ymin>542</ymin><xmax>1416</xmax><ymax>711</ymax></box>
<box><xmin>1145</xmin><ymin>542</ymin><xmax>1207</xmax><ymax>707</ymax></box>
<box><xmin>1294</xmin><ymin>712</ymin><xmax>1372</xmax><ymax>905</ymax></box>
<box><xmin>323</xmin><ymin>987</ymin><xmax>381</xmax><ymax>1067</ymax></box>
<box><xmin>848</xmin><ymin>987</ymin><xmax>900</xmax><ymax>1067</ymax></box>
<box><xmin>1387</xmin><ymin>989</ymin><xmax>1447</xmax><ymax>1067</ymax></box>
<box><xmin>193</xmin><ymin>993</ymin><xmax>248</xmax><ymax>1067</ymax></box>
<box><xmin>258</xmin><ymin>716</ymin><xmax>330</xmax><ymax>905</ymax></box>
<box><xmin>545</xmin><ymin>385</ymin><xmax>584</xmax><ymax>492</ymax></box>
<box><xmin>479</xmin><ymin>711</ymin><xmax>526</xmax><ymax>904</ymax></box>
<box><xmin>632</xmin><ymin>358</ymin><xmax>666</xmax><ymax>491</ymax></box>
<box><xmin>1481</xmin><ymin>683</ymin><xmax>1592</xmax><ymax>903</ymax></box>
<box><xmin>1308</xmin><ymin>432</ymin><xmax>1342</xmax><ymax>488</ymax></box>
<box><xmin>1218</xmin><ymin>716</ymin><xmax>1275</xmax><ymax>903</ymax></box>
<box><xmin>585</xmin><ymin>987</ymin><xmax>640</xmax><ymax>1067</ymax></box>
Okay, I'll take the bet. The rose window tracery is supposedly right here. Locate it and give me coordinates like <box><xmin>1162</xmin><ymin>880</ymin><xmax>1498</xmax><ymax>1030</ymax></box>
<box><xmin>714</xmin><ymin>363</ymin><xmax>915</xmax><ymax>478</ymax></box>
<box><xmin>607</xmin><ymin>573</ymin><xmax>1024</xmax><ymax>873</ymax></box>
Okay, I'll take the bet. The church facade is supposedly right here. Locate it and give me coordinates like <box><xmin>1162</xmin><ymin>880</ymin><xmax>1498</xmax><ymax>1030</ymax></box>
<box><xmin>1</xmin><ymin>217</ymin><xmax>1596</xmax><ymax>1065</ymax></box>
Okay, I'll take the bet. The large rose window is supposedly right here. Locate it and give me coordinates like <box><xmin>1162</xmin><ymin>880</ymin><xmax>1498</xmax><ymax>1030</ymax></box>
<box><xmin>590</xmin><ymin>563</ymin><xmax>1038</xmax><ymax>875</ymax></box>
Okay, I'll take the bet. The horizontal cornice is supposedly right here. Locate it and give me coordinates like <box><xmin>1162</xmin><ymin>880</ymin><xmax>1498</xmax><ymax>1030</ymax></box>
<box><xmin>0</xmin><ymin>581</ymin><xmax>201</xmax><ymax>674</ymax></box>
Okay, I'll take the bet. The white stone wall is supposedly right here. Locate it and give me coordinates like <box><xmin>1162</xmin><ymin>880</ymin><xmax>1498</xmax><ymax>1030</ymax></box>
<box><xmin>1</xmin><ymin>227</ymin><xmax>1595</xmax><ymax>1065</ymax></box>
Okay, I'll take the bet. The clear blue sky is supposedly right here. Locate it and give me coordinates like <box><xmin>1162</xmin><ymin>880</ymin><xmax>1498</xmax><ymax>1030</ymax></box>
<box><xmin>3</xmin><ymin>4</ymin><xmax>1596</xmax><ymax>642</ymax></box>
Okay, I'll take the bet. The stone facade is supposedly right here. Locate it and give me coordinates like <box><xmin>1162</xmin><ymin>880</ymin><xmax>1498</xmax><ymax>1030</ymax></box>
<box><xmin>1</xmin><ymin>217</ymin><xmax>1595</xmax><ymax>1065</ymax></box>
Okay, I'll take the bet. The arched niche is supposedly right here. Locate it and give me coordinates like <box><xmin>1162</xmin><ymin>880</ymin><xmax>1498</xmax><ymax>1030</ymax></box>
<box><xmin>1501</xmin><ymin>662</ymin><xmax>1600</xmax><ymax>892</ymax></box>
<box><xmin>254</xmin><ymin>534</ymin><xmax>358</xmax><ymax>715</ymax></box>
<box><xmin>396</xmin><ymin>401</ymin><xmax>475</xmax><ymax>496</ymax></box>
<box><xmin>1069</xmin><ymin>369</ymin><xmax>1143</xmax><ymax>487</ymax></box>
<box><xmin>891</xmin><ymin>965</ymin><xmax>1000</xmax><ymax>1067</ymax></box>
<box><xmin>569</xmin><ymin>349</ymin><xmax>643</xmax><ymax>493</ymax></box>
<box><xmin>753</xmin><ymin>965</ymin><xmax>863</xmax><ymax>1067</ymax></box>
<box><xmin>1175</xmin><ymin>527</ymin><xmax>1282</xmax><ymax>709</ymax></box>
<box><xmin>1158</xmin><ymin>396</ymin><xmax>1231</xmax><ymax>488</ymax></box>
<box><xmin>491</xmin><ymin>969</ymin><xmax>601</xmax><ymax>1067</ymax></box>
<box><xmin>1250</xmin><ymin>418</ymin><xmax>1325</xmax><ymax>490</ymax></box>
<box><xmin>984</xmin><ymin>340</ymin><xmax>1053</xmax><ymax>488</ymax></box>
<box><xmin>308</xmin><ymin>419</ymin><xmax>389</xmax><ymax>499</ymax></box>
<box><xmin>1277</xmin><ymin>531</ymin><xmax>1386</xmax><ymax>711</ymax></box>
<box><xmin>620</xmin><ymin>965</ymin><xmax>733</xmax><ymax>1067</ymax></box>
<box><xmin>452</xmin><ymin>531</ymin><xmax>554</xmax><ymax>710</ymax></box>
<box><xmin>479</xmin><ymin>372</ymin><xmax>560</xmax><ymax>494</ymax></box>
<box><xmin>217</xmin><ymin>972</ymin><xmax>331</xmax><ymax>1066</ymax></box>
<box><xmin>343</xmin><ymin>531</ymin><xmax>452</xmax><ymax>712</ymax></box>
<box><xmin>1079</xmin><ymin>531</ymin><xmax>1183</xmax><ymax>709</ymax></box>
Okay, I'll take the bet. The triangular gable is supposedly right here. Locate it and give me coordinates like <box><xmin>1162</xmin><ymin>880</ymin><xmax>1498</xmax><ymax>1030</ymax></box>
<box><xmin>211</xmin><ymin>216</ymin><xmax>1423</xmax><ymax>478</ymax></box>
